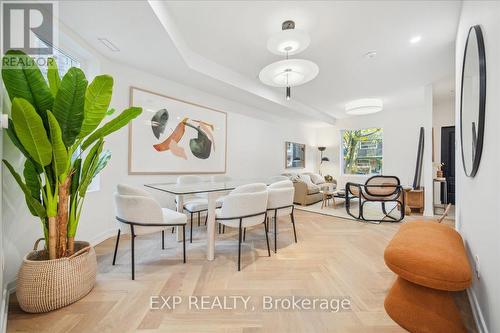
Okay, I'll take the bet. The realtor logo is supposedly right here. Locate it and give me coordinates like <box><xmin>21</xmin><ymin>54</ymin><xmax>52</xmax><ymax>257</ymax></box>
<box><xmin>2</xmin><ymin>2</ymin><xmax>54</xmax><ymax>54</ymax></box>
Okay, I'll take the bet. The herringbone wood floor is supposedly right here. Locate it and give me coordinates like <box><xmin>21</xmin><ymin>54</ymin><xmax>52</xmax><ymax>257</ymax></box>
<box><xmin>7</xmin><ymin>211</ymin><xmax>473</xmax><ymax>332</ymax></box>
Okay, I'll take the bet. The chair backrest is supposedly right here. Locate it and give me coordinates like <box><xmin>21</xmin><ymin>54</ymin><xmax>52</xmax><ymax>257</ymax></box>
<box><xmin>117</xmin><ymin>184</ymin><xmax>153</xmax><ymax>198</ymax></box>
<box><xmin>230</xmin><ymin>183</ymin><xmax>267</xmax><ymax>194</ymax></box>
<box><xmin>364</xmin><ymin>175</ymin><xmax>400</xmax><ymax>197</ymax></box>
<box><xmin>220</xmin><ymin>190</ymin><xmax>268</xmax><ymax>227</ymax></box>
<box><xmin>269</xmin><ymin>180</ymin><xmax>293</xmax><ymax>189</ymax></box>
<box><xmin>211</xmin><ymin>175</ymin><xmax>232</xmax><ymax>182</ymax></box>
<box><xmin>177</xmin><ymin>175</ymin><xmax>205</xmax><ymax>184</ymax></box>
<box><xmin>114</xmin><ymin>193</ymin><xmax>164</xmax><ymax>235</ymax></box>
<box><xmin>267</xmin><ymin>186</ymin><xmax>294</xmax><ymax>215</ymax></box>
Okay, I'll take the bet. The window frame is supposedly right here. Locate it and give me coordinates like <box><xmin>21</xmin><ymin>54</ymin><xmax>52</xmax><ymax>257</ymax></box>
<box><xmin>340</xmin><ymin>128</ymin><xmax>384</xmax><ymax>176</ymax></box>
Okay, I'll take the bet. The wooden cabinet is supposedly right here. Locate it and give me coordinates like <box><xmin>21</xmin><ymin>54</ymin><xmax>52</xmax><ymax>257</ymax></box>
<box><xmin>405</xmin><ymin>188</ymin><xmax>425</xmax><ymax>214</ymax></box>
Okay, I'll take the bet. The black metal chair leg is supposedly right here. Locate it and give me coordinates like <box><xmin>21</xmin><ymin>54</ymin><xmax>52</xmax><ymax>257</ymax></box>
<box><xmin>291</xmin><ymin>212</ymin><xmax>298</xmax><ymax>243</ymax></box>
<box><xmin>190</xmin><ymin>212</ymin><xmax>193</xmax><ymax>243</ymax></box>
<box><xmin>112</xmin><ymin>229</ymin><xmax>121</xmax><ymax>265</ymax></box>
<box><xmin>274</xmin><ymin>210</ymin><xmax>278</xmax><ymax>253</ymax></box>
<box><xmin>182</xmin><ymin>225</ymin><xmax>186</xmax><ymax>263</ymax></box>
<box><xmin>171</xmin><ymin>227</ymin><xmax>175</xmax><ymax>233</ymax></box>
<box><xmin>238</xmin><ymin>219</ymin><xmax>242</xmax><ymax>271</ymax></box>
<box><xmin>218</xmin><ymin>223</ymin><xmax>221</xmax><ymax>234</ymax></box>
<box><xmin>198</xmin><ymin>212</ymin><xmax>201</xmax><ymax>226</ymax></box>
<box><xmin>223</xmin><ymin>225</ymin><xmax>225</xmax><ymax>233</ymax></box>
<box><xmin>205</xmin><ymin>214</ymin><xmax>208</xmax><ymax>226</ymax></box>
<box><xmin>243</xmin><ymin>228</ymin><xmax>246</xmax><ymax>241</ymax></box>
<box><xmin>382</xmin><ymin>202</ymin><xmax>388</xmax><ymax>215</ymax></box>
<box><xmin>162</xmin><ymin>230</ymin><xmax>165</xmax><ymax>250</ymax></box>
<box><xmin>130</xmin><ymin>225</ymin><xmax>135</xmax><ymax>280</ymax></box>
<box><xmin>263</xmin><ymin>221</ymin><xmax>271</xmax><ymax>257</ymax></box>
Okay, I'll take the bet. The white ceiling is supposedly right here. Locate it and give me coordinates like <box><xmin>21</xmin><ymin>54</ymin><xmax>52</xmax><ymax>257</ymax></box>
<box><xmin>58</xmin><ymin>1</ymin><xmax>461</xmax><ymax>125</ymax></box>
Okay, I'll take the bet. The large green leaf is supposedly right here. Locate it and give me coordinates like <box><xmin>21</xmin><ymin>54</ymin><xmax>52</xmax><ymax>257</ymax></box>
<box><xmin>79</xmin><ymin>75</ymin><xmax>113</xmax><ymax>138</ymax></box>
<box><xmin>52</xmin><ymin>67</ymin><xmax>88</xmax><ymax>147</ymax></box>
<box><xmin>11</xmin><ymin>98</ymin><xmax>52</xmax><ymax>166</ymax></box>
<box><xmin>81</xmin><ymin>139</ymin><xmax>103</xmax><ymax>182</ymax></box>
<box><xmin>24</xmin><ymin>159</ymin><xmax>41</xmax><ymax>201</ymax></box>
<box><xmin>82</xmin><ymin>107</ymin><xmax>142</xmax><ymax>150</ymax></box>
<box><xmin>47</xmin><ymin>57</ymin><xmax>61</xmax><ymax>97</ymax></box>
<box><xmin>47</xmin><ymin>111</ymin><xmax>68</xmax><ymax>177</ymax></box>
<box><xmin>1</xmin><ymin>50</ymin><xmax>53</xmax><ymax>117</ymax></box>
<box><xmin>79</xmin><ymin>150</ymin><xmax>110</xmax><ymax>197</ymax></box>
<box><xmin>79</xmin><ymin>140</ymin><xmax>103</xmax><ymax>197</ymax></box>
<box><xmin>3</xmin><ymin>159</ymin><xmax>46</xmax><ymax>218</ymax></box>
<box><xmin>70</xmin><ymin>158</ymin><xmax>82</xmax><ymax>197</ymax></box>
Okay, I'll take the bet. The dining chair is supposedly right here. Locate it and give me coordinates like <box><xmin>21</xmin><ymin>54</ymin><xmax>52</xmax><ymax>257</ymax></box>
<box><xmin>177</xmin><ymin>175</ymin><xmax>211</xmax><ymax>242</ymax></box>
<box><xmin>266</xmin><ymin>180</ymin><xmax>296</xmax><ymax>253</ymax></box>
<box><xmin>117</xmin><ymin>184</ymin><xmax>173</xmax><ymax>246</ymax></box>
<box><xmin>216</xmin><ymin>186</ymin><xmax>270</xmax><ymax>271</ymax></box>
<box><xmin>113</xmin><ymin>191</ymin><xmax>187</xmax><ymax>280</ymax></box>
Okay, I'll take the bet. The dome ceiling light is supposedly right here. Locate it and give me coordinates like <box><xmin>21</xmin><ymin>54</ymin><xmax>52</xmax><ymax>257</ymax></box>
<box><xmin>259</xmin><ymin>20</ymin><xmax>319</xmax><ymax>100</ymax></box>
<box><xmin>345</xmin><ymin>98</ymin><xmax>383</xmax><ymax>115</ymax></box>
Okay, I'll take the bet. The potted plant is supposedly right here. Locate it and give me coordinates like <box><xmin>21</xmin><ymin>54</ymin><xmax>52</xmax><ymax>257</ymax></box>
<box><xmin>1</xmin><ymin>50</ymin><xmax>142</xmax><ymax>313</ymax></box>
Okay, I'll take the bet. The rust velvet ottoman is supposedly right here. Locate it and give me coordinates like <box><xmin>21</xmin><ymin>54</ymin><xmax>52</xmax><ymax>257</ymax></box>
<box><xmin>384</xmin><ymin>221</ymin><xmax>472</xmax><ymax>333</ymax></box>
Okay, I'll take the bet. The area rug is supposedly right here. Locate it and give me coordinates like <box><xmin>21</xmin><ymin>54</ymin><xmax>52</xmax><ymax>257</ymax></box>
<box><xmin>294</xmin><ymin>198</ymin><xmax>401</xmax><ymax>222</ymax></box>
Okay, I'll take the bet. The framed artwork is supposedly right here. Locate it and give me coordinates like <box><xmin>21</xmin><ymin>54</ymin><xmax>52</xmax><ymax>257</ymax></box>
<box><xmin>128</xmin><ymin>87</ymin><xmax>227</xmax><ymax>174</ymax></box>
<box><xmin>285</xmin><ymin>142</ymin><xmax>306</xmax><ymax>168</ymax></box>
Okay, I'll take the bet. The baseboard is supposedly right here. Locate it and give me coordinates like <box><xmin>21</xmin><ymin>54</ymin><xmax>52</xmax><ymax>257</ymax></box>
<box><xmin>467</xmin><ymin>288</ymin><xmax>488</xmax><ymax>333</ymax></box>
<box><xmin>0</xmin><ymin>287</ymin><xmax>8</xmax><ymax>333</ymax></box>
<box><xmin>0</xmin><ymin>281</ymin><xmax>15</xmax><ymax>333</ymax></box>
<box><xmin>89</xmin><ymin>228</ymin><xmax>117</xmax><ymax>247</ymax></box>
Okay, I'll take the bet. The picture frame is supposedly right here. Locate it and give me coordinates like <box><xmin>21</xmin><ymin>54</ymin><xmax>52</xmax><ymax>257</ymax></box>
<box><xmin>285</xmin><ymin>141</ymin><xmax>306</xmax><ymax>169</ymax></box>
<box><xmin>128</xmin><ymin>86</ymin><xmax>227</xmax><ymax>174</ymax></box>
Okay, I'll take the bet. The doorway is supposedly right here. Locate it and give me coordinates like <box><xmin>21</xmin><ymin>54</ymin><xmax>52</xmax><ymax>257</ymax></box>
<box><xmin>440</xmin><ymin>126</ymin><xmax>455</xmax><ymax>204</ymax></box>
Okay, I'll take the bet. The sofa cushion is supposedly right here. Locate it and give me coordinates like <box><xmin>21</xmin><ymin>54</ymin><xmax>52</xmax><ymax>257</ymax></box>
<box><xmin>384</xmin><ymin>221</ymin><xmax>472</xmax><ymax>291</ymax></box>
<box><xmin>309</xmin><ymin>173</ymin><xmax>325</xmax><ymax>185</ymax></box>
<box><xmin>298</xmin><ymin>174</ymin><xmax>320</xmax><ymax>193</ymax></box>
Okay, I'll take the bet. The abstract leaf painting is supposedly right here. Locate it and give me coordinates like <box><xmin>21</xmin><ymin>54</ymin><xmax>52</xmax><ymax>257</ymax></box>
<box><xmin>129</xmin><ymin>87</ymin><xmax>227</xmax><ymax>174</ymax></box>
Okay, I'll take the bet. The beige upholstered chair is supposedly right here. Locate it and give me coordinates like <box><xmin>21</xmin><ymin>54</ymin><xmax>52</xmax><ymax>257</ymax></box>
<box><xmin>113</xmin><ymin>185</ymin><xmax>187</xmax><ymax>280</ymax></box>
<box><xmin>266</xmin><ymin>180</ymin><xmax>296</xmax><ymax>253</ymax></box>
<box><xmin>216</xmin><ymin>184</ymin><xmax>270</xmax><ymax>271</ymax></box>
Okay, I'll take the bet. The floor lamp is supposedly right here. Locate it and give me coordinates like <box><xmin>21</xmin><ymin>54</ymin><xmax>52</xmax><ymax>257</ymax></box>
<box><xmin>318</xmin><ymin>147</ymin><xmax>330</xmax><ymax>175</ymax></box>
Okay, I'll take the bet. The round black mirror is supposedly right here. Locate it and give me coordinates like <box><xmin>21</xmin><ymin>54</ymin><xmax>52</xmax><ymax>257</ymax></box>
<box><xmin>460</xmin><ymin>25</ymin><xmax>486</xmax><ymax>177</ymax></box>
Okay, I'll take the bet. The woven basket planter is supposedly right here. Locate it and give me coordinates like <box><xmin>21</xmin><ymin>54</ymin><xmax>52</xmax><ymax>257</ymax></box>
<box><xmin>16</xmin><ymin>239</ymin><xmax>97</xmax><ymax>313</ymax></box>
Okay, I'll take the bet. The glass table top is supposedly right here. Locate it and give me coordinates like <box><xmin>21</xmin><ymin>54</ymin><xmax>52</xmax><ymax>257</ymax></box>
<box><xmin>145</xmin><ymin>178</ymin><xmax>275</xmax><ymax>195</ymax></box>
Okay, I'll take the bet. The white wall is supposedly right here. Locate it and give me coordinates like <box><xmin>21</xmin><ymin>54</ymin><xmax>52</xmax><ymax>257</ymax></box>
<box><xmin>455</xmin><ymin>2</ymin><xmax>500</xmax><ymax>332</ymax></box>
<box><xmin>2</xmin><ymin>57</ymin><xmax>318</xmax><ymax>286</ymax></box>
<box><xmin>317</xmin><ymin>88</ymin><xmax>434</xmax><ymax>216</ymax></box>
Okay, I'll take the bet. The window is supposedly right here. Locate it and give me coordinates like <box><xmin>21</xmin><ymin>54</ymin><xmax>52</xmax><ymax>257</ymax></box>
<box><xmin>33</xmin><ymin>36</ymin><xmax>81</xmax><ymax>77</ymax></box>
<box><xmin>342</xmin><ymin>128</ymin><xmax>383</xmax><ymax>175</ymax></box>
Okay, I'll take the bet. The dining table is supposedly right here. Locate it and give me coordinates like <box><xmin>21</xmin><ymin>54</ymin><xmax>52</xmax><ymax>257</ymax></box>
<box><xmin>145</xmin><ymin>179</ymin><xmax>273</xmax><ymax>261</ymax></box>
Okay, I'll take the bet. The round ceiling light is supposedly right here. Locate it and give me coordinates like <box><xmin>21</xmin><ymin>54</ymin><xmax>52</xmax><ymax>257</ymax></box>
<box><xmin>267</xmin><ymin>29</ymin><xmax>311</xmax><ymax>56</ymax></box>
<box><xmin>259</xmin><ymin>59</ymin><xmax>319</xmax><ymax>87</ymax></box>
<box><xmin>345</xmin><ymin>98</ymin><xmax>383</xmax><ymax>115</ymax></box>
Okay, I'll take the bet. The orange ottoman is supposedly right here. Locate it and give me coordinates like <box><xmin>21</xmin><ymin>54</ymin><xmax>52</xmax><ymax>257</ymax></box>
<box><xmin>384</xmin><ymin>221</ymin><xmax>472</xmax><ymax>333</ymax></box>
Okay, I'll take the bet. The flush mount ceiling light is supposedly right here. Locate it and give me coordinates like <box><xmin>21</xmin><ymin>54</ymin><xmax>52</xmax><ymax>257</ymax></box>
<box><xmin>345</xmin><ymin>98</ymin><xmax>383</xmax><ymax>115</ymax></box>
<box><xmin>267</xmin><ymin>20</ymin><xmax>310</xmax><ymax>56</ymax></box>
<box><xmin>260</xmin><ymin>20</ymin><xmax>318</xmax><ymax>100</ymax></box>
